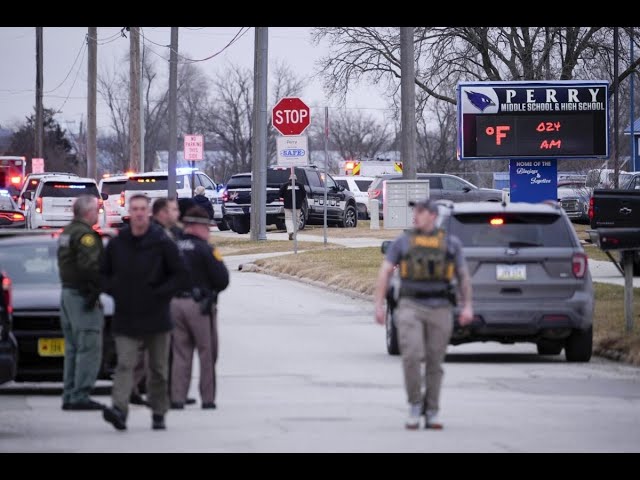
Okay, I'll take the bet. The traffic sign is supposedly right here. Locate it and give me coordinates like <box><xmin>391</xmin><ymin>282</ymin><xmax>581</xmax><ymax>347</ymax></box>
<box><xmin>184</xmin><ymin>135</ymin><xmax>204</xmax><ymax>161</ymax></box>
<box><xmin>276</xmin><ymin>136</ymin><xmax>309</xmax><ymax>167</ymax></box>
<box><xmin>272</xmin><ymin>97</ymin><xmax>310</xmax><ymax>136</ymax></box>
<box><xmin>32</xmin><ymin>158</ymin><xmax>45</xmax><ymax>174</ymax></box>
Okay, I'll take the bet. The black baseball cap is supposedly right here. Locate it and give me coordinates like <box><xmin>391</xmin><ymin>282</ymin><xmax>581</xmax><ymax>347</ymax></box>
<box><xmin>408</xmin><ymin>198</ymin><xmax>439</xmax><ymax>214</ymax></box>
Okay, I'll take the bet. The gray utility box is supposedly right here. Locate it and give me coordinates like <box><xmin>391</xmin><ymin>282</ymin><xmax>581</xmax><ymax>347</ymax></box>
<box><xmin>383</xmin><ymin>179</ymin><xmax>430</xmax><ymax>229</ymax></box>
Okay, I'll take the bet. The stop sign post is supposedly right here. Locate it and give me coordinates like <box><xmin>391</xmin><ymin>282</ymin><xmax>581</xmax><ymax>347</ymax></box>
<box><xmin>272</xmin><ymin>97</ymin><xmax>310</xmax><ymax>136</ymax></box>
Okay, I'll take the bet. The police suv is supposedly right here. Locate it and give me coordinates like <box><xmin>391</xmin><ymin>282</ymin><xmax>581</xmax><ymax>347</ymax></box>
<box><xmin>223</xmin><ymin>166</ymin><xmax>359</xmax><ymax>234</ymax></box>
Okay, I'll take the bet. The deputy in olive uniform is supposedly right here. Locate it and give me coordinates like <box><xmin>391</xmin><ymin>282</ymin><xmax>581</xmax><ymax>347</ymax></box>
<box><xmin>57</xmin><ymin>195</ymin><xmax>105</xmax><ymax>411</ymax></box>
<box><xmin>170</xmin><ymin>206</ymin><xmax>229</xmax><ymax>409</ymax></box>
<box><xmin>374</xmin><ymin>198</ymin><xmax>473</xmax><ymax>430</ymax></box>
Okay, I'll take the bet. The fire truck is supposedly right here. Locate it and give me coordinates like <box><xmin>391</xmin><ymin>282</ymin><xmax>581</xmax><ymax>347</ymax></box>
<box><xmin>340</xmin><ymin>159</ymin><xmax>402</xmax><ymax>176</ymax></box>
<box><xmin>0</xmin><ymin>156</ymin><xmax>26</xmax><ymax>200</ymax></box>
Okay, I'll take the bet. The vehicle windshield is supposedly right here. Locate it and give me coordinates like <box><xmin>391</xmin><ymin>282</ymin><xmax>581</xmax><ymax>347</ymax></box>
<box><xmin>447</xmin><ymin>212</ymin><xmax>575</xmax><ymax>248</ymax></box>
<box><xmin>40</xmin><ymin>182</ymin><xmax>99</xmax><ymax>198</ymax></box>
<box><xmin>101</xmin><ymin>180</ymin><xmax>127</xmax><ymax>195</ymax></box>
<box><xmin>0</xmin><ymin>242</ymin><xmax>60</xmax><ymax>285</ymax></box>
<box><xmin>227</xmin><ymin>176</ymin><xmax>252</xmax><ymax>188</ymax></box>
<box><xmin>125</xmin><ymin>176</ymin><xmax>185</xmax><ymax>191</ymax></box>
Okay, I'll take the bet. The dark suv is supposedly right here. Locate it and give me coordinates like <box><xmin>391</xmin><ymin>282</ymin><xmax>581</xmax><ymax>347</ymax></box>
<box><xmin>384</xmin><ymin>201</ymin><xmax>593</xmax><ymax>362</ymax></box>
<box><xmin>369</xmin><ymin>173</ymin><xmax>502</xmax><ymax>218</ymax></box>
<box><xmin>223</xmin><ymin>166</ymin><xmax>359</xmax><ymax>234</ymax></box>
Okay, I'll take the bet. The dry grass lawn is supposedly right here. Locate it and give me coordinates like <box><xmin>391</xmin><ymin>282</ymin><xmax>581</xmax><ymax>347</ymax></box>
<box><xmin>301</xmin><ymin>220</ymin><xmax>400</xmax><ymax>239</ymax></box>
<box><xmin>255</xmin><ymin>246</ymin><xmax>640</xmax><ymax>364</ymax></box>
<box><xmin>209</xmin><ymin>236</ymin><xmax>343</xmax><ymax>256</ymax></box>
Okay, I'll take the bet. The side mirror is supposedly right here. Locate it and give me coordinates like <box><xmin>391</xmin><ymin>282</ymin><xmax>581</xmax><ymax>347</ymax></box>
<box><xmin>101</xmin><ymin>192</ymin><xmax>109</xmax><ymax>200</ymax></box>
<box><xmin>24</xmin><ymin>191</ymin><xmax>33</xmax><ymax>201</ymax></box>
<box><xmin>462</xmin><ymin>186</ymin><xmax>471</xmax><ymax>193</ymax></box>
<box><xmin>381</xmin><ymin>240</ymin><xmax>391</xmax><ymax>254</ymax></box>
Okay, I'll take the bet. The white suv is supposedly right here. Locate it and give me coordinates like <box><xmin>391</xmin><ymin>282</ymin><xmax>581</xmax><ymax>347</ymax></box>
<box><xmin>333</xmin><ymin>175</ymin><xmax>375</xmax><ymax>219</ymax></box>
<box><xmin>120</xmin><ymin>168</ymin><xmax>222</xmax><ymax>225</ymax></box>
<box><xmin>98</xmin><ymin>174</ymin><xmax>129</xmax><ymax>227</ymax></box>
<box><xmin>25</xmin><ymin>175</ymin><xmax>106</xmax><ymax>229</ymax></box>
<box><xmin>18</xmin><ymin>172</ymin><xmax>80</xmax><ymax>211</ymax></box>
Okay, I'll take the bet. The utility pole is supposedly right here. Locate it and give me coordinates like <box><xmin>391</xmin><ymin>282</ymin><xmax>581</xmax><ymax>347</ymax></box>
<box><xmin>250</xmin><ymin>27</ymin><xmax>268</xmax><ymax>241</ymax></box>
<box><xmin>400</xmin><ymin>27</ymin><xmax>417</xmax><ymax>180</ymax></box>
<box><xmin>35</xmin><ymin>27</ymin><xmax>44</xmax><ymax>160</ymax></box>
<box><xmin>129</xmin><ymin>27</ymin><xmax>141</xmax><ymax>172</ymax></box>
<box><xmin>613</xmin><ymin>27</ymin><xmax>620</xmax><ymax>188</ymax></box>
<box><xmin>140</xmin><ymin>43</ymin><xmax>146</xmax><ymax>172</ymax></box>
<box><xmin>87</xmin><ymin>27</ymin><xmax>97</xmax><ymax>180</ymax></box>
<box><xmin>168</xmin><ymin>27</ymin><xmax>179</xmax><ymax>199</ymax></box>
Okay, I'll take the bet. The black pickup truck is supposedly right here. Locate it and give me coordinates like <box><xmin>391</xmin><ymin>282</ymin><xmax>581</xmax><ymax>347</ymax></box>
<box><xmin>589</xmin><ymin>188</ymin><xmax>640</xmax><ymax>275</ymax></box>
<box><xmin>223</xmin><ymin>166</ymin><xmax>359</xmax><ymax>234</ymax></box>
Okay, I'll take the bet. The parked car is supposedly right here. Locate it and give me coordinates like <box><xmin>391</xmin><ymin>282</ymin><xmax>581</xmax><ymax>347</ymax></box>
<box><xmin>0</xmin><ymin>189</ymin><xmax>26</xmax><ymax>228</ymax></box>
<box><xmin>383</xmin><ymin>201</ymin><xmax>593</xmax><ymax>362</ymax></box>
<box><xmin>333</xmin><ymin>175</ymin><xmax>375</xmax><ymax>219</ymax></box>
<box><xmin>24</xmin><ymin>175</ymin><xmax>107</xmax><ymax>230</ymax></box>
<box><xmin>368</xmin><ymin>173</ymin><xmax>502</xmax><ymax>218</ymax></box>
<box><xmin>0</xmin><ymin>232</ymin><xmax>117</xmax><ymax>381</ymax></box>
<box><xmin>98</xmin><ymin>174</ymin><xmax>129</xmax><ymax>227</ymax></box>
<box><xmin>0</xmin><ymin>270</ymin><xmax>18</xmax><ymax>385</ymax></box>
<box><xmin>557</xmin><ymin>180</ymin><xmax>592</xmax><ymax>223</ymax></box>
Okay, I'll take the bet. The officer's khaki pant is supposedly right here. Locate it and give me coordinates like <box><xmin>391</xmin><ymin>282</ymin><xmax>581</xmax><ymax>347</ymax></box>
<box><xmin>170</xmin><ymin>298</ymin><xmax>218</xmax><ymax>405</ymax></box>
<box><xmin>284</xmin><ymin>209</ymin><xmax>301</xmax><ymax>234</ymax></box>
<box><xmin>395</xmin><ymin>298</ymin><xmax>453</xmax><ymax>413</ymax></box>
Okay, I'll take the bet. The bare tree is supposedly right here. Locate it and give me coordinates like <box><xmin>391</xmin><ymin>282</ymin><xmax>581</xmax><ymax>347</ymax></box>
<box><xmin>416</xmin><ymin>100</ymin><xmax>457</xmax><ymax>173</ymax></box>
<box><xmin>98</xmin><ymin>53</ymin><xmax>170</xmax><ymax>173</ymax></box>
<box><xmin>312</xmin><ymin>27</ymin><xmax>640</xmax><ymax>107</ymax></box>
<box><xmin>327</xmin><ymin>109</ymin><xmax>391</xmax><ymax>161</ymax></box>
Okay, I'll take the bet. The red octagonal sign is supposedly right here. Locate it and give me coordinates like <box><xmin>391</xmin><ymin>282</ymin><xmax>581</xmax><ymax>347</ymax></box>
<box><xmin>272</xmin><ymin>97</ymin><xmax>310</xmax><ymax>136</ymax></box>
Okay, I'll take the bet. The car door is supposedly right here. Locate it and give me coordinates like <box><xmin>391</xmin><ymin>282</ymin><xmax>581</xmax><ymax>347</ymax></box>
<box><xmin>441</xmin><ymin>175</ymin><xmax>473</xmax><ymax>202</ymax></box>
<box><xmin>322</xmin><ymin>173</ymin><xmax>344</xmax><ymax>220</ymax></box>
<box><xmin>422</xmin><ymin>175</ymin><xmax>443</xmax><ymax>201</ymax></box>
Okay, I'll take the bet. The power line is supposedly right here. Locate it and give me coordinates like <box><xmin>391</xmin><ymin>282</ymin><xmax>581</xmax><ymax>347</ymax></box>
<box><xmin>44</xmin><ymin>34</ymin><xmax>88</xmax><ymax>94</ymax></box>
<box><xmin>54</xmin><ymin>42</ymin><xmax>87</xmax><ymax>114</ymax></box>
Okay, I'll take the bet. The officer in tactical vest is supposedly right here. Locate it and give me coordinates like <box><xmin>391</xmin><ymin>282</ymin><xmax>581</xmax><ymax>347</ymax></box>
<box><xmin>170</xmin><ymin>206</ymin><xmax>229</xmax><ymax>410</ymax></box>
<box><xmin>57</xmin><ymin>195</ymin><xmax>105</xmax><ymax>411</ymax></box>
<box><xmin>374</xmin><ymin>198</ymin><xmax>473</xmax><ymax>430</ymax></box>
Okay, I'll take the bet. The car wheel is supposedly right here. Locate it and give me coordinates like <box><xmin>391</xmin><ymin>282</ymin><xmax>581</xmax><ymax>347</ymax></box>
<box><xmin>297</xmin><ymin>208</ymin><xmax>306</xmax><ymax>231</ymax></box>
<box><xmin>565</xmin><ymin>326</ymin><xmax>592</xmax><ymax>362</ymax></box>
<box><xmin>340</xmin><ymin>205</ymin><xmax>358</xmax><ymax>228</ymax></box>
<box><xmin>216</xmin><ymin>219</ymin><xmax>230</xmax><ymax>231</ymax></box>
<box><xmin>536</xmin><ymin>339</ymin><xmax>563</xmax><ymax>355</ymax></box>
<box><xmin>386</xmin><ymin>304</ymin><xmax>400</xmax><ymax>356</ymax></box>
<box><xmin>233</xmin><ymin>216</ymin><xmax>250</xmax><ymax>235</ymax></box>
<box><xmin>275</xmin><ymin>220</ymin><xmax>286</xmax><ymax>231</ymax></box>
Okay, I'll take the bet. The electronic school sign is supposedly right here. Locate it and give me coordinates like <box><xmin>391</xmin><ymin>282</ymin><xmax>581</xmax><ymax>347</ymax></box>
<box><xmin>457</xmin><ymin>81</ymin><xmax>609</xmax><ymax>160</ymax></box>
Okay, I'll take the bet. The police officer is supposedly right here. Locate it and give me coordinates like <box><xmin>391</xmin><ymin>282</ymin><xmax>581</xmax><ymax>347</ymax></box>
<box><xmin>57</xmin><ymin>195</ymin><xmax>105</xmax><ymax>411</ymax></box>
<box><xmin>170</xmin><ymin>206</ymin><xmax>229</xmax><ymax>409</ymax></box>
<box><xmin>374</xmin><ymin>198</ymin><xmax>473</xmax><ymax>430</ymax></box>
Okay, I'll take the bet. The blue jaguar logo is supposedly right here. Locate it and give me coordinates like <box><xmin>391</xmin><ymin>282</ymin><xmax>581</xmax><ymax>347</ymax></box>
<box><xmin>465</xmin><ymin>90</ymin><xmax>495</xmax><ymax>112</ymax></box>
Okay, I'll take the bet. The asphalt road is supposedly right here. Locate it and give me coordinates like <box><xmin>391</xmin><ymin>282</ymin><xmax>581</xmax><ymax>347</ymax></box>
<box><xmin>1</xmin><ymin>252</ymin><xmax>639</xmax><ymax>452</ymax></box>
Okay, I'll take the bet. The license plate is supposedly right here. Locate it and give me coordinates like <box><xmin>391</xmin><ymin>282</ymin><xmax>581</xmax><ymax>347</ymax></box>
<box><xmin>38</xmin><ymin>338</ymin><xmax>65</xmax><ymax>357</ymax></box>
<box><xmin>64</xmin><ymin>207</ymin><xmax>72</xmax><ymax>213</ymax></box>
<box><xmin>496</xmin><ymin>264</ymin><xmax>526</xmax><ymax>281</ymax></box>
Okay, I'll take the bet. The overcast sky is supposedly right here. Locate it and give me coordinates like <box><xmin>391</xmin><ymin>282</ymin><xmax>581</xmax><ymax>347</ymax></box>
<box><xmin>0</xmin><ymin>27</ymin><xmax>390</xmax><ymax>135</ymax></box>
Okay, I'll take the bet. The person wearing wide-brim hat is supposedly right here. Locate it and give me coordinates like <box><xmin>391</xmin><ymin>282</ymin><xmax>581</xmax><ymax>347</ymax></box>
<box><xmin>170</xmin><ymin>206</ymin><xmax>229</xmax><ymax>410</ymax></box>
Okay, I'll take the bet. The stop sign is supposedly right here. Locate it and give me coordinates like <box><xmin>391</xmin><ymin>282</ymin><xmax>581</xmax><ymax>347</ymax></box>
<box><xmin>272</xmin><ymin>97</ymin><xmax>310</xmax><ymax>136</ymax></box>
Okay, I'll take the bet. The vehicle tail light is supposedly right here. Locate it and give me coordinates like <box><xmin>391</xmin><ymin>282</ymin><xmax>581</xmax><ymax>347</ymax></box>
<box><xmin>2</xmin><ymin>272</ymin><xmax>12</xmax><ymax>315</ymax></box>
<box><xmin>35</xmin><ymin>197</ymin><xmax>43</xmax><ymax>214</ymax></box>
<box><xmin>490</xmin><ymin>217</ymin><xmax>505</xmax><ymax>226</ymax></box>
<box><xmin>12</xmin><ymin>213</ymin><xmax>24</xmax><ymax>221</ymax></box>
<box><xmin>10</xmin><ymin>176</ymin><xmax>21</xmax><ymax>185</ymax></box>
<box><xmin>222</xmin><ymin>190</ymin><xmax>229</xmax><ymax>202</ymax></box>
<box><xmin>119</xmin><ymin>192</ymin><xmax>125</xmax><ymax>207</ymax></box>
<box><xmin>98</xmin><ymin>198</ymin><xmax>104</xmax><ymax>213</ymax></box>
<box><xmin>572</xmin><ymin>253</ymin><xmax>587</xmax><ymax>278</ymax></box>
<box><xmin>588</xmin><ymin>197</ymin><xmax>594</xmax><ymax>222</ymax></box>
<box><xmin>369</xmin><ymin>189</ymin><xmax>381</xmax><ymax>199</ymax></box>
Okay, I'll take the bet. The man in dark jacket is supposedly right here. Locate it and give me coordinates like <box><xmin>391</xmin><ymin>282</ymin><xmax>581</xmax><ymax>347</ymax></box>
<box><xmin>192</xmin><ymin>186</ymin><xmax>214</xmax><ymax>220</ymax></box>
<box><xmin>101</xmin><ymin>194</ymin><xmax>188</xmax><ymax>431</ymax></box>
<box><xmin>170</xmin><ymin>206</ymin><xmax>229</xmax><ymax>409</ymax></box>
<box><xmin>278</xmin><ymin>173</ymin><xmax>307</xmax><ymax>240</ymax></box>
